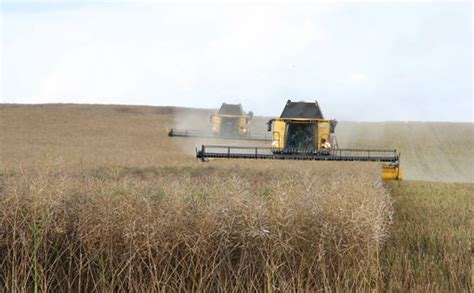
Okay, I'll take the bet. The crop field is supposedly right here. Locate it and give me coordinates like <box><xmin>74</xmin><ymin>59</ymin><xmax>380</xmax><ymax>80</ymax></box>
<box><xmin>0</xmin><ymin>104</ymin><xmax>472</xmax><ymax>291</ymax></box>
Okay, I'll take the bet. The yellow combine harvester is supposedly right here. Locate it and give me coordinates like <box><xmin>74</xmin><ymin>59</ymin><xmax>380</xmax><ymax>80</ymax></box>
<box><xmin>209</xmin><ymin>103</ymin><xmax>253</xmax><ymax>137</ymax></box>
<box><xmin>196</xmin><ymin>100</ymin><xmax>402</xmax><ymax>180</ymax></box>
<box><xmin>168</xmin><ymin>103</ymin><xmax>270</xmax><ymax>141</ymax></box>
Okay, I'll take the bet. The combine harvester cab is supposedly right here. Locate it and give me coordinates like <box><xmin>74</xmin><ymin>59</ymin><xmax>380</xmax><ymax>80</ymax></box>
<box><xmin>168</xmin><ymin>103</ymin><xmax>271</xmax><ymax>141</ymax></box>
<box><xmin>210</xmin><ymin>103</ymin><xmax>253</xmax><ymax>138</ymax></box>
<box><xmin>268</xmin><ymin>100</ymin><xmax>335</xmax><ymax>154</ymax></box>
<box><xmin>196</xmin><ymin>100</ymin><xmax>402</xmax><ymax>180</ymax></box>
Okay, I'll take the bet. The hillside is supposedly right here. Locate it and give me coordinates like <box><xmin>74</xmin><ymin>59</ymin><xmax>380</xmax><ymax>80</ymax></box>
<box><xmin>1</xmin><ymin>104</ymin><xmax>472</xmax><ymax>182</ymax></box>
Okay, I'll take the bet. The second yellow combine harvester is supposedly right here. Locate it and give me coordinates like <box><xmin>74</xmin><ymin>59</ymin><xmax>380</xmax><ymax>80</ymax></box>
<box><xmin>196</xmin><ymin>100</ymin><xmax>402</xmax><ymax>180</ymax></box>
<box><xmin>168</xmin><ymin>103</ymin><xmax>270</xmax><ymax>141</ymax></box>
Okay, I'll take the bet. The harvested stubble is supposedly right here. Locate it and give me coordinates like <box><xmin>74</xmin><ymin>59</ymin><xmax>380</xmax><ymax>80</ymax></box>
<box><xmin>0</xmin><ymin>161</ymin><xmax>392</xmax><ymax>292</ymax></box>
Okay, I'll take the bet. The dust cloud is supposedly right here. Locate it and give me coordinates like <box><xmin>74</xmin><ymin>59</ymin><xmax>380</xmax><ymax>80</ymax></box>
<box><xmin>336</xmin><ymin>121</ymin><xmax>474</xmax><ymax>183</ymax></box>
<box><xmin>170</xmin><ymin>109</ymin><xmax>212</xmax><ymax>157</ymax></box>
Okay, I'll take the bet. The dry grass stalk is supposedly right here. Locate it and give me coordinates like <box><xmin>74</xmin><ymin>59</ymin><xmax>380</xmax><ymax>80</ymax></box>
<box><xmin>0</xmin><ymin>161</ymin><xmax>392</xmax><ymax>292</ymax></box>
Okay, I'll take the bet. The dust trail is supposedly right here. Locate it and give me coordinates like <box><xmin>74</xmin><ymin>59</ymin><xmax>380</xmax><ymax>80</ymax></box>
<box><xmin>170</xmin><ymin>108</ymin><xmax>213</xmax><ymax>157</ymax></box>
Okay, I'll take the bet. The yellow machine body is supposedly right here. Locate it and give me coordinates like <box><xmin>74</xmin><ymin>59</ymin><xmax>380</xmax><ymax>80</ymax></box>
<box><xmin>382</xmin><ymin>164</ymin><xmax>403</xmax><ymax>180</ymax></box>
<box><xmin>269</xmin><ymin>116</ymin><xmax>401</xmax><ymax>181</ymax></box>
<box><xmin>270</xmin><ymin>118</ymin><xmax>332</xmax><ymax>152</ymax></box>
<box><xmin>211</xmin><ymin>114</ymin><xmax>250</xmax><ymax>135</ymax></box>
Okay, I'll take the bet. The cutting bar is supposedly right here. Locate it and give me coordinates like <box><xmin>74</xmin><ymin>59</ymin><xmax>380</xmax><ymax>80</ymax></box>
<box><xmin>168</xmin><ymin>129</ymin><xmax>271</xmax><ymax>142</ymax></box>
<box><xmin>195</xmin><ymin>145</ymin><xmax>400</xmax><ymax>164</ymax></box>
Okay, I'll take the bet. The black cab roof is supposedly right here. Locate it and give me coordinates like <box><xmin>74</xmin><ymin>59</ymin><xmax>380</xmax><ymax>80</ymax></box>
<box><xmin>280</xmin><ymin>100</ymin><xmax>324</xmax><ymax>119</ymax></box>
<box><xmin>217</xmin><ymin>103</ymin><xmax>245</xmax><ymax>116</ymax></box>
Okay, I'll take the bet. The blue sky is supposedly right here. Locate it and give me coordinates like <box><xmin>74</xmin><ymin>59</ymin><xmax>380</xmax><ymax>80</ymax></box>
<box><xmin>1</xmin><ymin>1</ymin><xmax>472</xmax><ymax>121</ymax></box>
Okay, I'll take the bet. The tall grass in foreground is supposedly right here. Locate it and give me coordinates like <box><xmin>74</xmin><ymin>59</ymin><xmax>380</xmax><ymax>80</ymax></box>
<box><xmin>0</xmin><ymin>161</ymin><xmax>392</xmax><ymax>292</ymax></box>
<box><xmin>382</xmin><ymin>181</ymin><xmax>473</xmax><ymax>292</ymax></box>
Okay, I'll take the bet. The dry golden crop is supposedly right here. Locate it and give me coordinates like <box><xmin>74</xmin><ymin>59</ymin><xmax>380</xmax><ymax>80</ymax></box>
<box><xmin>0</xmin><ymin>161</ymin><xmax>392</xmax><ymax>291</ymax></box>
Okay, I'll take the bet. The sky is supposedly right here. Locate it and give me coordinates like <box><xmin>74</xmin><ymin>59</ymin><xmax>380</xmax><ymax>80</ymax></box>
<box><xmin>1</xmin><ymin>0</ymin><xmax>473</xmax><ymax>121</ymax></box>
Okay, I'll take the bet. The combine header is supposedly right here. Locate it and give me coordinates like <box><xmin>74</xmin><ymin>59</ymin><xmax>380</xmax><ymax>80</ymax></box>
<box><xmin>196</xmin><ymin>100</ymin><xmax>402</xmax><ymax>180</ymax></box>
<box><xmin>168</xmin><ymin>103</ymin><xmax>271</xmax><ymax>141</ymax></box>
